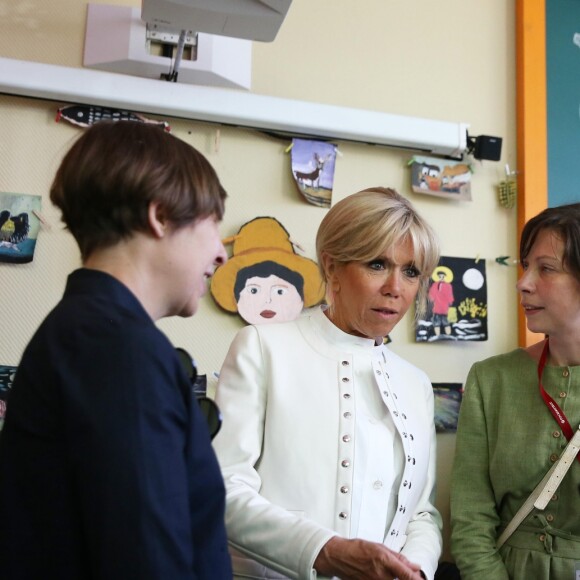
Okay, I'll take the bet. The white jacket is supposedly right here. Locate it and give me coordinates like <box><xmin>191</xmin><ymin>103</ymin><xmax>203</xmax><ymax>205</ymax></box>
<box><xmin>213</xmin><ymin>307</ymin><xmax>442</xmax><ymax>579</ymax></box>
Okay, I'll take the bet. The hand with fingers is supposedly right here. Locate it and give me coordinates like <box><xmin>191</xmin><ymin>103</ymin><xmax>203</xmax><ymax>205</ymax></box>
<box><xmin>314</xmin><ymin>536</ymin><xmax>424</xmax><ymax>580</ymax></box>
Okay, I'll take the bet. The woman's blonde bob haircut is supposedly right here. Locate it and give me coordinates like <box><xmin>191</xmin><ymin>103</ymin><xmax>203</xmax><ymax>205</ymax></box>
<box><xmin>316</xmin><ymin>187</ymin><xmax>440</xmax><ymax>319</ymax></box>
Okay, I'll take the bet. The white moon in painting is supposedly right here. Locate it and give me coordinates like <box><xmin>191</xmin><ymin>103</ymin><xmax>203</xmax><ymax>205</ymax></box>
<box><xmin>463</xmin><ymin>268</ymin><xmax>484</xmax><ymax>290</ymax></box>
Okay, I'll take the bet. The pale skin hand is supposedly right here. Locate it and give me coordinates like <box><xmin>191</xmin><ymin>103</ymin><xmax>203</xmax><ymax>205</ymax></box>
<box><xmin>314</xmin><ymin>537</ymin><xmax>424</xmax><ymax>580</ymax></box>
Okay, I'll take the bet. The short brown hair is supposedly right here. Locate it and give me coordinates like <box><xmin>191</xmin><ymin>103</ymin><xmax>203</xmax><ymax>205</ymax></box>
<box><xmin>50</xmin><ymin>121</ymin><xmax>226</xmax><ymax>260</ymax></box>
<box><xmin>520</xmin><ymin>202</ymin><xmax>580</xmax><ymax>282</ymax></box>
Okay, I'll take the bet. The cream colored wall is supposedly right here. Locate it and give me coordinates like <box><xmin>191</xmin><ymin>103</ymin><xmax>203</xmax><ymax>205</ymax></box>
<box><xmin>0</xmin><ymin>0</ymin><xmax>517</xmax><ymax>562</ymax></box>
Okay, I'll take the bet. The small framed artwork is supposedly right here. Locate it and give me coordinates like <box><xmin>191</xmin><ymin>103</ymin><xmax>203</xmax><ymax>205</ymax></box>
<box><xmin>0</xmin><ymin>192</ymin><xmax>42</xmax><ymax>264</ymax></box>
<box><xmin>416</xmin><ymin>256</ymin><xmax>488</xmax><ymax>343</ymax></box>
<box><xmin>410</xmin><ymin>156</ymin><xmax>472</xmax><ymax>201</ymax></box>
<box><xmin>291</xmin><ymin>138</ymin><xmax>337</xmax><ymax>208</ymax></box>
<box><xmin>432</xmin><ymin>382</ymin><xmax>464</xmax><ymax>433</ymax></box>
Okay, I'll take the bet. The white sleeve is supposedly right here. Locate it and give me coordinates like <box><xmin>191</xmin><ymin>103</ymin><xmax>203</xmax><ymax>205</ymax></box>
<box><xmin>212</xmin><ymin>326</ymin><xmax>335</xmax><ymax>579</ymax></box>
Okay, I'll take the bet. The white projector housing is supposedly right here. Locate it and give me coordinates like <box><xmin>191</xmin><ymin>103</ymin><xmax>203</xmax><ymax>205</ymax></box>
<box><xmin>141</xmin><ymin>0</ymin><xmax>293</xmax><ymax>42</ymax></box>
<box><xmin>84</xmin><ymin>4</ymin><xmax>252</xmax><ymax>90</ymax></box>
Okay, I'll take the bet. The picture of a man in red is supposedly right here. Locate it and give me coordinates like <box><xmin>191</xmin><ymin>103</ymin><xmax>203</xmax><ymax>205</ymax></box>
<box><xmin>428</xmin><ymin>266</ymin><xmax>454</xmax><ymax>338</ymax></box>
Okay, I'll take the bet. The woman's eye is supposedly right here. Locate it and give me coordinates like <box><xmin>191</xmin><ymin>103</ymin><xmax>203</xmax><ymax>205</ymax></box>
<box><xmin>368</xmin><ymin>260</ymin><xmax>385</xmax><ymax>271</ymax></box>
<box><xmin>404</xmin><ymin>267</ymin><xmax>420</xmax><ymax>278</ymax></box>
<box><xmin>245</xmin><ymin>285</ymin><xmax>260</xmax><ymax>295</ymax></box>
<box><xmin>275</xmin><ymin>288</ymin><xmax>287</xmax><ymax>296</ymax></box>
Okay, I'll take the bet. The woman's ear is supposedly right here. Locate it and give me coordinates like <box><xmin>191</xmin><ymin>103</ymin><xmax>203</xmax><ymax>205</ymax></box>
<box><xmin>320</xmin><ymin>252</ymin><xmax>334</xmax><ymax>279</ymax></box>
<box><xmin>321</xmin><ymin>253</ymin><xmax>340</xmax><ymax>292</ymax></box>
<box><xmin>147</xmin><ymin>201</ymin><xmax>167</xmax><ymax>238</ymax></box>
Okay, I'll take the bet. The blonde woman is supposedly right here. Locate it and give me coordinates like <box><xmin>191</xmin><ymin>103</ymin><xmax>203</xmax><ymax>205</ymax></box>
<box><xmin>214</xmin><ymin>188</ymin><xmax>442</xmax><ymax>580</ymax></box>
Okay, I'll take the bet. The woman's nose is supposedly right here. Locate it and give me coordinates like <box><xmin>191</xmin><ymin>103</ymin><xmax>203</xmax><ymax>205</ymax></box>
<box><xmin>381</xmin><ymin>271</ymin><xmax>401</xmax><ymax>296</ymax></box>
<box><xmin>516</xmin><ymin>268</ymin><xmax>533</xmax><ymax>293</ymax></box>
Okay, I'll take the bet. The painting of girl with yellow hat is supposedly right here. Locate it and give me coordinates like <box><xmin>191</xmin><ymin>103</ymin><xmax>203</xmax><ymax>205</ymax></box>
<box><xmin>210</xmin><ymin>217</ymin><xmax>325</xmax><ymax>325</ymax></box>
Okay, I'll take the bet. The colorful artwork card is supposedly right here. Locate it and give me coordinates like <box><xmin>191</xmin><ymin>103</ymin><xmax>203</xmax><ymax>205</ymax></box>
<box><xmin>410</xmin><ymin>156</ymin><xmax>472</xmax><ymax>201</ymax></box>
<box><xmin>0</xmin><ymin>192</ymin><xmax>42</xmax><ymax>263</ymax></box>
<box><xmin>291</xmin><ymin>138</ymin><xmax>337</xmax><ymax>208</ymax></box>
<box><xmin>210</xmin><ymin>217</ymin><xmax>325</xmax><ymax>325</ymax></box>
<box><xmin>416</xmin><ymin>256</ymin><xmax>488</xmax><ymax>342</ymax></box>
<box><xmin>432</xmin><ymin>382</ymin><xmax>464</xmax><ymax>432</ymax></box>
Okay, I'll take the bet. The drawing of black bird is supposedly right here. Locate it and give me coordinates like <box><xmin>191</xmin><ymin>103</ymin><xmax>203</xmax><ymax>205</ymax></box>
<box><xmin>0</xmin><ymin>211</ymin><xmax>29</xmax><ymax>244</ymax></box>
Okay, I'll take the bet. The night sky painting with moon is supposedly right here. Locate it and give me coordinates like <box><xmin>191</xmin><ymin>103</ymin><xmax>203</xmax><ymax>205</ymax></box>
<box><xmin>416</xmin><ymin>256</ymin><xmax>488</xmax><ymax>343</ymax></box>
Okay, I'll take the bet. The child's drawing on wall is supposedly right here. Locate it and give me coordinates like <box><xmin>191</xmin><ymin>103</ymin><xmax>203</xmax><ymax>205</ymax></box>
<box><xmin>210</xmin><ymin>217</ymin><xmax>325</xmax><ymax>325</ymax></box>
<box><xmin>410</xmin><ymin>156</ymin><xmax>472</xmax><ymax>201</ymax></box>
<box><xmin>0</xmin><ymin>192</ymin><xmax>42</xmax><ymax>263</ymax></box>
<box><xmin>432</xmin><ymin>382</ymin><xmax>464</xmax><ymax>432</ymax></box>
<box><xmin>416</xmin><ymin>256</ymin><xmax>487</xmax><ymax>342</ymax></box>
<box><xmin>291</xmin><ymin>138</ymin><xmax>337</xmax><ymax>208</ymax></box>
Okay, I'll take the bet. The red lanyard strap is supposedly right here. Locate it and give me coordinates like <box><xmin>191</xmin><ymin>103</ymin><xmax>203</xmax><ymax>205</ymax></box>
<box><xmin>538</xmin><ymin>339</ymin><xmax>580</xmax><ymax>464</ymax></box>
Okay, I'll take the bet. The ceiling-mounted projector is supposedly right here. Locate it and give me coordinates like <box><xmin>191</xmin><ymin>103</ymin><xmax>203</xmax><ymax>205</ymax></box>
<box><xmin>141</xmin><ymin>0</ymin><xmax>293</xmax><ymax>42</ymax></box>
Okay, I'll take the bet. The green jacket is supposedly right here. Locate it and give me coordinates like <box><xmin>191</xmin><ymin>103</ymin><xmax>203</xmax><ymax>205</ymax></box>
<box><xmin>451</xmin><ymin>348</ymin><xmax>580</xmax><ymax>580</ymax></box>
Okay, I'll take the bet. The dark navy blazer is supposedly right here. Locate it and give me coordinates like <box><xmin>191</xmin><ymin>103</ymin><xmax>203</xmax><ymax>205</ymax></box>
<box><xmin>0</xmin><ymin>269</ymin><xmax>232</xmax><ymax>579</ymax></box>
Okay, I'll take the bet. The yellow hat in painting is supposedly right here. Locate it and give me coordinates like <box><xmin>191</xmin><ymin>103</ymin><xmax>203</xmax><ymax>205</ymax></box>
<box><xmin>431</xmin><ymin>265</ymin><xmax>454</xmax><ymax>283</ymax></box>
<box><xmin>210</xmin><ymin>217</ymin><xmax>325</xmax><ymax>313</ymax></box>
